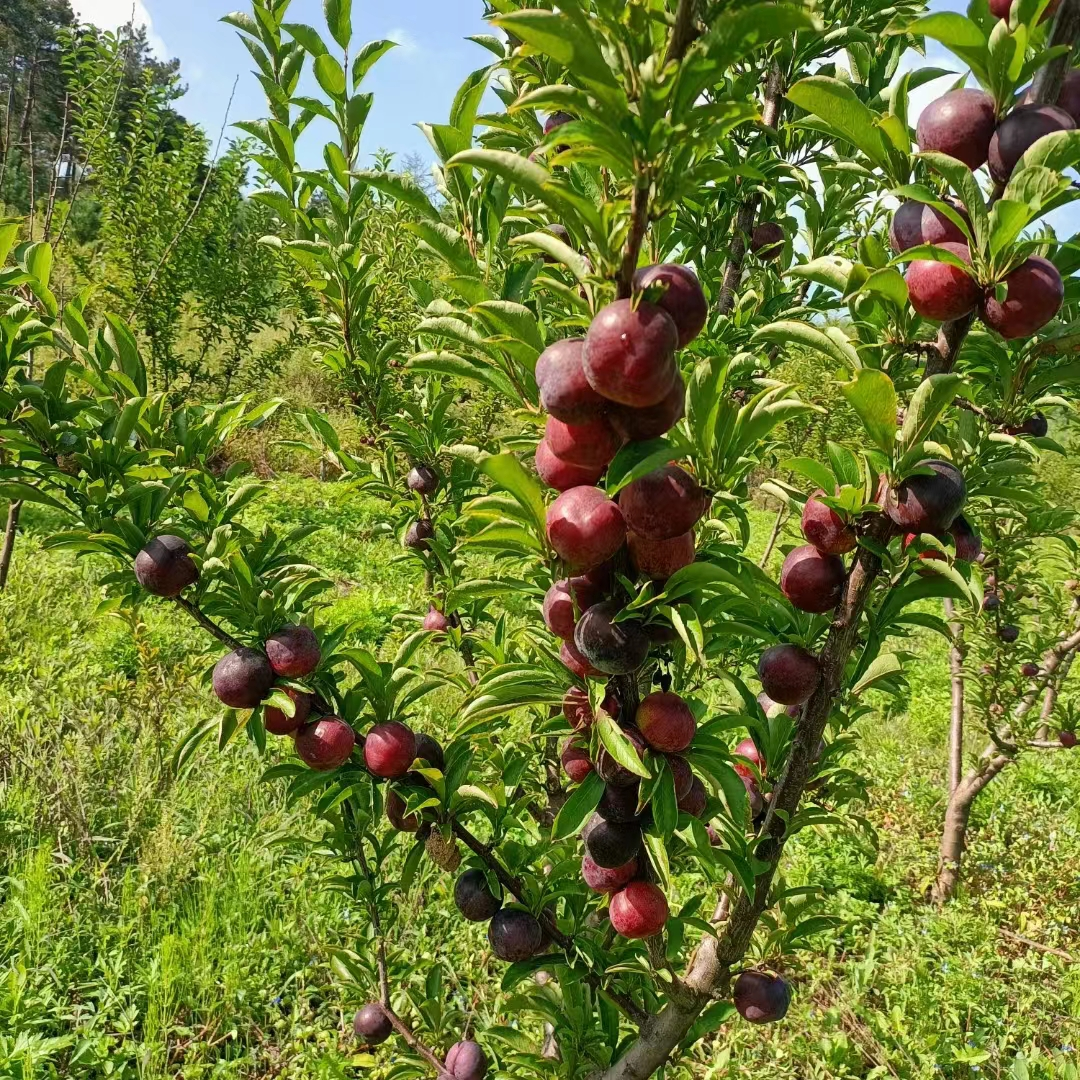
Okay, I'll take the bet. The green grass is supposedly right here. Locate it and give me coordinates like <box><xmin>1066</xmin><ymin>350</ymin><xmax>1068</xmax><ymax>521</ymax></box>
<box><xmin>0</xmin><ymin>482</ymin><xmax>1078</xmax><ymax>1079</ymax></box>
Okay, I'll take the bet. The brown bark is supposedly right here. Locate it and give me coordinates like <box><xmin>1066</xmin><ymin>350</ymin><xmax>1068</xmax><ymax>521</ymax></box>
<box><xmin>0</xmin><ymin>500</ymin><xmax>23</xmax><ymax>591</ymax></box>
<box><xmin>758</xmin><ymin>503</ymin><xmax>787</xmax><ymax>569</ymax></box>
<box><xmin>944</xmin><ymin>598</ymin><xmax>965</xmax><ymax>796</ymax></box>
<box><xmin>717</xmin><ymin>65</ymin><xmax>784</xmax><ymax>316</ymax></box>
<box><xmin>1031</xmin><ymin>0</ymin><xmax>1080</xmax><ymax>104</ymax></box>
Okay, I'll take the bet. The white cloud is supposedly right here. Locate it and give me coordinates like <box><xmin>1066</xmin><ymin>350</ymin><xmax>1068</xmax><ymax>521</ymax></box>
<box><xmin>69</xmin><ymin>0</ymin><xmax>168</xmax><ymax>58</ymax></box>
<box><xmin>385</xmin><ymin>26</ymin><xmax>420</xmax><ymax>57</ymax></box>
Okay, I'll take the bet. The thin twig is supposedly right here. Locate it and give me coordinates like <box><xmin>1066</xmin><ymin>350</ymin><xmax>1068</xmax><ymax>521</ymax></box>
<box><xmin>998</xmin><ymin>926</ymin><xmax>1075</xmax><ymax>962</ymax></box>
<box><xmin>172</xmin><ymin>595</ymin><xmax>245</xmax><ymax>651</ymax></box>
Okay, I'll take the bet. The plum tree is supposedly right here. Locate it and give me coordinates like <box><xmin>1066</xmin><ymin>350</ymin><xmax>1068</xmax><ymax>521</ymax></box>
<box><xmin>574</xmin><ymin>600</ymin><xmax>650</xmax><ymax>675</ymax></box>
<box><xmin>487</xmin><ymin>908</ymin><xmax>543</xmax><ymax>962</ymax></box>
<box><xmin>905</xmin><ymin>243</ymin><xmax>981</xmax><ymax>321</ymax></box>
<box><xmin>608</xmin><ymin>375</ymin><xmax>685</xmax><ymax>441</ymax></box>
<box><xmin>544</xmin><ymin>414</ymin><xmax>622</xmax><ymax>468</ymax></box>
<box><xmin>534</xmin><ymin>439</ymin><xmax>605</xmax><ymax>490</ymax></box>
<box><xmin>534</xmin><ymin>338</ymin><xmax>608</xmax><ymax>423</ymax></box>
<box><xmin>780</xmin><ymin>545</ymin><xmax>846</xmax><ymax>613</ymax></box>
<box><xmin>733</xmin><ymin>971</ymin><xmax>791</xmax><ymax>1024</ymax></box>
<box><xmin>581</xmin><ymin>853</ymin><xmax>638</xmax><ymax>893</ymax></box>
<box><xmin>295</xmin><ymin>716</ymin><xmax>356</xmax><ymax>771</ymax></box>
<box><xmin>757</xmin><ymin>644</ymin><xmax>822</xmax><ymax>705</ymax></box>
<box><xmin>265</xmin><ymin>624</ymin><xmax>320</xmax><ymax>677</ymax></box>
<box><xmin>454</xmin><ymin>869</ymin><xmax>502</xmax><ymax>922</ymax></box>
<box><xmin>444</xmin><ymin>1040</ymin><xmax>487</xmax><ymax>1080</ymax></box>
<box><xmin>354</xmin><ymin>1003</ymin><xmax>393</xmax><ymax>1044</ymax></box>
<box><xmin>583</xmin><ymin>813</ymin><xmax>642</xmax><ymax>867</ymax></box>
<box><xmin>561</xmin><ymin>736</ymin><xmax>594</xmax><ymax>782</ymax></box>
<box><xmin>632</xmin><ymin>263</ymin><xmax>707</xmax><ymax>347</ymax></box>
<box><xmin>627</xmin><ymin>529</ymin><xmax>696</xmax><ymax>581</ymax></box>
<box><xmin>212</xmin><ymin>647</ymin><xmax>275</xmax><ymax>708</ymax></box>
<box><xmin>635</xmin><ymin>691</ymin><xmax>696</xmax><ymax>753</ymax></box>
<box><xmin>800</xmin><ymin>493</ymin><xmax>857</xmax><ymax>555</ymax></box>
<box><xmin>888</xmin><ymin>199</ymin><xmax>969</xmax><ymax>253</ymax></box>
<box><xmin>546</xmin><ymin>486</ymin><xmax>626</xmax><ymax>569</ymax></box>
<box><xmin>886</xmin><ymin>459</ymin><xmax>966</xmax><ymax>533</ymax></box>
<box><xmin>915</xmin><ymin>88</ymin><xmax>997</xmax><ymax>169</ymax></box>
<box><xmin>619</xmin><ymin>464</ymin><xmax>710</xmax><ymax>540</ymax></box>
<box><xmin>264</xmin><ymin>687</ymin><xmax>311</xmax><ymax>735</ymax></box>
<box><xmin>363</xmin><ymin>722</ymin><xmax>417</xmax><ymax>779</ymax></box>
<box><xmin>609</xmin><ymin>880</ymin><xmax>669</xmax><ymax>938</ymax></box>
<box><xmin>582</xmin><ymin>299</ymin><xmax>679</xmax><ymax>407</ymax></box>
<box><xmin>406</xmin><ymin>464</ymin><xmax>439</xmax><ymax>495</ymax></box>
<box><xmin>987</xmin><ymin>104</ymin><xmax>1074</xmax><ymax>183</ymax></box>
<box><xmin>981</xmin><ymin>255</ymin><xmax>1064</xmax><ymax>338</ymax></box>
<box><xmin>134</xmin><ymin>535</ymin><xmax>199</xmax><ymax>596</ymax></box>
<box><xmin>750</xmin><ymin>222</ymin><xmax>784</xmax><ymax>260</ymax></box>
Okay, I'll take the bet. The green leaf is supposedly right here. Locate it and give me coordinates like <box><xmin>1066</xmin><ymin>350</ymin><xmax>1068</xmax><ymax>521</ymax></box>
<box><xmin>283</xmin><ymin>22</ymin><xmax>328</xmax><ymax>56</ymax></box>
<box><xmin>787</xmin><ymin>76</ymin><xmax>889</xmax><ymax>168</ymax></box>
<box><xmin>750</xmin><ymin>320</ymin><xmax>861</xmax><ymax>371</ymax></box>
<box><xmin>651</xmin><ymin>762</ymin><xmax>679</xmax><ymax>838</ymax></box>
<box><xmin>1015</xmin><ymin>128</ymin><xmax>1080</xmax><ymax>173</ymax></box>
<box><xmin>450</xmin><ymin>66</ymin><xmax>491</xmax><ymax>138</ymax></box>
<box><xmin>324</xmin><ymin>0</ymin><xmax>351</xmax><ymax>50</ymax></box>
<box><xmin>597</xmin><ymin>714</ymin><xmax>649</xmax><ymax>780</ymax></box>
<box><xmin>313</xmin><ymin>54</ymin><xmax>346</xmax><ymax>100</ymax></box>
<box><xmin>352</xmin><ymin>39</ymin><xmax>397</xmax><ymax>88</ymax></box>
<box><xmin>897</xmin><ymin>374</ymin><xmax>964</xmax><ymax>470</ymax></box>
<box><xmin>551</xmin><ymin>771</ymin><xmax>604</xmax><ymax>840</ymax></box>
<box><xmin>642</xmin><ymin>828</ymin><xmax>670</xmax><ymax>888</ymax></box>
<box><xmin>913</xmin><ymin>154</ymin><xmax>989</xmax><ymax>250</ymax></box>
<box><xmin>355</xmin><ymin>170</ymin><xmax>438</xmax><ymax>221</ymax></box>
<box><xmin>0</xmin><ymin>482</ymin><xmax>69</xmax><ymax>512</ymax></box>
<box><xmin>605</xmin><ymin>438</ymin><xmax>682</xmax><ymax>496</ymax></box>
<box><xmin>509</xmin><ymin>231</ymin><xmax>589</xmax><ymax>281</ymax></box>
<box><xmin>839</xmin><ymin>369</ymin><xmax>897</xmax><ymax>457</ymax></box>
<box><xmin>491</xmin><ymin>10</ymin><xmax>620</xmax><ymax>92</ymax></box>
<box><xmin>452</xmin><ymin>447</ymin><xmax>547</xmax><ymax>541</ymax></box>
<box><xmin>901</xmin><ymin>13</ymin><xmax>990</xmax><ymax>85</ymax></box>
<box><xmin>851</xmin><ymin>653</ymin><xmax>902</xmax><ymax>695</ymax></box>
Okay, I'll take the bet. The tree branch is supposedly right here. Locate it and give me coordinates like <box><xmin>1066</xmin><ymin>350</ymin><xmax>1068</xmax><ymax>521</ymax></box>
<box><xmin>1031</xmin><ymin>0</ymin><xmax>1080</xmax><ymax>104</ymax></box>
<box><xmin>172</xmin><ymin>595</ymin><xmax>246</xmax><ymax>651</ymax></box>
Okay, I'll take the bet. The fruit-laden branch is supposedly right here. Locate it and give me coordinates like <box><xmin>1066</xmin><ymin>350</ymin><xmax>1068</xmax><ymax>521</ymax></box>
<box><xmin>928</xmin><ymin>0</ymin><xmax>1080</xmax><ymax>376</ymax></box>
<box><xmin>450</xmin><ymin>819</ymin><xmax>651</xmax><ymax>1026</ymax></box>
<box><xmin>599</xmin><ymin>517</ymin><xmax>892</xmax><ymax>1080</ymax></box>
<box><xmin>931</xmin><ymin>618</ymin><xmax>1080</xmax><ymax>904</ymax></box>
<box><xmin>351</xmin><ymin>815</ymin><xmax>449</xmax><ymax>1076</ymax></box>
<box><xmin>716</xmin><ymin>64</ymin><xmax>785</xmax><ymax>315</ymax></box>
<box><xmin>172</xmin><ymin>595</ymin><xmax>246</xmax><ymax>651</ymax></box>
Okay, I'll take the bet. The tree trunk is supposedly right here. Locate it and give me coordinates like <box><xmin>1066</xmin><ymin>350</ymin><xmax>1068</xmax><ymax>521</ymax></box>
<box><xmin>931</xmin><ymin>751</ymin><xmax>1012</xmax><ymax>905</ymax></box>
<box><xmin>0</xmin><ymin>500</ymin><xmax>23</xmax><ymax>592</ymax></box>
<box><xmin>944</xmin><ymin>598</ymin><xmax>965</xmax><ymax>795</ymax></box>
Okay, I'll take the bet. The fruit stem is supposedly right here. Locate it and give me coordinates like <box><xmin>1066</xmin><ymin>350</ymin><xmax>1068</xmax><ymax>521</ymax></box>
<box><xmin>172</xmin><ymin>595</ymin><xmax>245</xmax><ymax>651</ymax></box>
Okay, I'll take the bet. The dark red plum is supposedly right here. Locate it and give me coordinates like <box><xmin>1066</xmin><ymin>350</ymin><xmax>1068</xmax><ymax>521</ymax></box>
<box><xmin>886</xmin><ymin>459</ymin><xmax>966</xmax><ymax>533</ymax></box>
<box><xmin>597</xmin><ymin>781</ymin><xmax>642</xmax><ymax>823</ymax></box>
<box><xmin>544</xmin><ymin>111</ymin><xmax>574</xmax><ymax>135</ymax></box>
<box><xmin>535</xmin><ymin>338</ymin><xmax>608</xmax><ymax>423</ymax></box>
<box><xmin>583</xmin><ymin>299</ymin><xmax>679</xmax><ymax>407</ymax></box>
<box><xmin>609</xmin><ymin>880</ymin><xmax>669</xmax><ymax>938</ymax></box>
<box><xmin>574</xmin><ymin>600</ymin><xmax>650</xmax><ymax>675</ymax></box>
<box><xmin>488</xmin><ymin>908</ymin><xmax>543</xmax><ymax>962</ymax></box>
<box><xmin>445</xmin><ymin>1040</ymin><xmax>487</xmax><ymax>1080</ymax></box>
<box><xmin>265</xmin><ymin>624</ymin><xmax>320</xmax><ymax>678</ymax></box>
<box><xmin>546</xmin><ymin>486</ymin><xmax>627</xmax><ymax>570</ymax></box>
<box><xmin>981</xmin><ymin>255</ymin><xmax>1063</xmax><ymax>339</ymax></box>
<box><xmin>560</xmin><ymin>639</ymin><xmax>603</xmax><ymax>679</ymax></box>
<box><xmin>609</xmin><ymin>375</ymin><xmax>686</xmax><ymax>441</ymax></box>
<box><xmin>628</xmin><ymin>529</ymin><xmax>695</xmax><ymax>582</ymax></box>
<box><xmin>734</xmin><ymin>970</ymin><xmax>791</xmax><ymax>1024</ymax></box>
<box><xmin>757</xmin><ymin>644</ymin><xmax>821</xmax><ymax>705</ymax></box>
<box><xmin>561</xmin><ymin>736</ymin><xmax>593</xmax><ymax>783</ymax></box>
<box><xmin>295</xmin><ymin>716</ymin><xmax>355</xmax><ymax>771</ymax></box>
<box><xmin>677</xmin><ymin>775</ymin><xmax>707</xmax><ymax>817</ymax></box>
<box><xmin>620</xmin><ymin>464</ymin><xmax>710</xmax><ymax>540</ymax></box>
<box><xmin>800</xmin><ymin>493</ymin><xmax>856</xmax><ymax>555</ymax></box>
<box><xmin>751</xmin><ymin>222</ymin><xmax>784</xmax><ymax>260</ymax></box>
<box><xmin>988</xmin><ymin>104</ymin><xmax>1074</xmax><ymax>183</ymax></box>
<box><xmin>583</xmin><ymin>813</ymin><xmax>643</xmax><ymax>867</ymax></box>
<box><xmin>545</xmin><ymin>414</ymin><xmax>622</xmax><ymax>469</ymax></box>
<box><xmin>581</xmin><ymin>853</ymin><xmax>638</xmax><ymax>893</ymax></box>
<box><xmin>905</xmin><ymin>242</ymin><xmax>980</xmax><ymax>322</ymax></box>
<box><xmin>213</xmin><ymin>647</ymin><xmax>275</xmax><ymax>709</ymax></box>
<box><xmin>542</xmin><ymin>575</ymin><xmax>604</xmax><ymax>640</ymax></box>
<box><xmin>264</xmin><ymin>686</ymin><xmax>312</xmax><ymax>735</ymax></box>
<box><xmin>595</xmin><ymin>727</ymin><xmax>647</xmax><ymax>788</ymax></box>
<box><xmin>949</xmin><ymin>514</ymin><xmax>982</xmax><ymax>563</ymax></box>
<box><xmin>733</xmin><ymin>737</ymin><xmax>766</xmax><ymax>779</ymax></box>
<box><xmin>405</xmin><ymin>518</ymin><xmax>435</xmax><ymax>551</ymax></box>
<box><xmin>354</xmin><ymin>1003</ymin><xmax>392</xmax><ymax>1044</ymax></box>
<box><xmin>134</xmin><ymin>534</ymin><xmax>198</xmax><ymax>596</ymax></box>
<box><xmin>667</xmin><ymin>755</ymin><xmax>694</xmax><ymax>801</ymax></box>
<box><xmin>535</xmin><ymin>438</ymin><xmax>604</xmax><ymax>491</ymax></box>
<box><xmin>1060</xmin><ymin>730</ymin><xmax>1078</xmax><ymax>748</ymax></box>
<box><xmin>406</xmin><ymin>464</ymin><xmax>439</xmax><ymax>495</ymax></box>
<box><xmin>386</xmin><ymin>789</ymin><xmax>422</xmax><ymax>832</ymax></box>
<box><xmin>364</xmin><ymin>721</ymin><xmax>417</xmax><ymax>779</ymax></box>
<box><xmin>636</xmin><ymin>691</ymin><xmax>695</xmax><ymax>753</ymax></box>
<box><xmin>889</xmin><ymin>199</ymin><xmax>969</xmax><ymax>254</ymax></box>
<box><xmin>423</xmin><ymin>606</ymin><xmax>450</xmax><ymax>633</ymax></box>
<box><xmin>916</xmin><ymin>89</ymin><xmax>997</xmax><ymax>170</ymax></box>
<box><xmin>633</xmin><ymin>263</ymin><xmax>707</xmax><ymax>347</ymax></box>
<box><xmin>998</xmin><ymin>624</ymin><xmax>1020</xmax><ymax>643</ymax></box>
<box><xmin>454</xmin><ymin>869</ymin><xmax>502</xmax><ymax>922</ymax></box>
<box><xmin>780</xmin><ymin>545</ymin><xmax>846</xmax><ymax>614</ymax></box>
